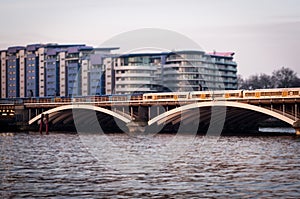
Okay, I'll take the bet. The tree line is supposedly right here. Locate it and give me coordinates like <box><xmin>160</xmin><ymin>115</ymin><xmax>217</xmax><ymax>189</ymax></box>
<box><xmin>238</xmin><ymin>67</ymin><xmax>300</xmax><ymax>89</ymax></box>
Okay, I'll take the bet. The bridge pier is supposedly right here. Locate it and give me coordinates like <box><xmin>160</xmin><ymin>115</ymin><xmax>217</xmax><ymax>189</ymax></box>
<box><xmin>0</xmin><ymin>89</ymin><xmax>298</xmax><ymax>134</ymax></box>
<box><xmin>126</xmin><ymin>121</ymin><xmax>147</xmax><ymax>135</ymax></box>
<box><xmin>126</xmin><ymin>105</ymin><xmax>148</xmax><ymax>135</ymax></box>
<box><xmin>295</xmin><ymin>129</ymin><xmax>300</xmax><ymax>136</ymax></box>
<box><xmin>14</xmin><ymin>105</ymin><xmax>30</xmax><ymax>130</ymax></box>
<box><xmin>293</xmin><ymin>120</ymin><xmax>300</xmax><ymax>135</ymax></box>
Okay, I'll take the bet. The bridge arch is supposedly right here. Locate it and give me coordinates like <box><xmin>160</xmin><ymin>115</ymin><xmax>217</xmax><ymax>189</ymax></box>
<box><xmin>28</xmin><ymin>104</ymin><xmax>131</xmax><ymax>125</ymax></box>
<box><xmin>148</xmin><ymin>101</ymin><xmax>295</xmax><ymax>126</ymax></box>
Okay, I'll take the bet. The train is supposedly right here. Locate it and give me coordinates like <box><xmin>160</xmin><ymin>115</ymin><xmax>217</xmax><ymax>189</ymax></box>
<box><xmin>143</xmin><ymin>88</ymin><xmax>300</xmax><ymax>101</ymax></box>
<box><xmin>1</xmin><ymin>88</ymin><xmax>299</xmax><ymax>104</ymax></box>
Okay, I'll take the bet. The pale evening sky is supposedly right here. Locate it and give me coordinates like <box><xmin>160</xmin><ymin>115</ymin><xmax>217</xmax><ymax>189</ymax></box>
<box><xmin>0</xmin><ymin>0</ymin><xmax>299</xmax><ymax>77</ymax></box>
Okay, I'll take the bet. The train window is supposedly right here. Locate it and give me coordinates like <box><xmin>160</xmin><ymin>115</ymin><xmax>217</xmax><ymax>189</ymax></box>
<box><xmin>178</xmin><ymin>95</ymin><xmax>186</xmax><ymax>98</ymax></box>
<box><xmin>269</xmin><ymin>92</ymin><xmax>279</xmax><ymax>96</ymax></box>
<box><xmin>191</xmin><ymin>94</ymin><xmax>200</xmax><ymax>98</ymax></box>
<box><xmin>245</xmin><ymin>93</ymin><xmax>255</xmax><ymax>97</ymax></box>
<box><xmin>213</xmin><ymin>94</ymin><xmax>223</xmax><ymax>98</ymax></box>
<box><xmin>157</xmin><ymin>95</ymin><xmax>172</xmax><ymax>99</ymax></box>
<box><xmin>261</xmin><ymin>92</ymin><xmax>266</xmax><ymax>96</ymax></box>
<box><xmin>288</xmin><ymin>91</ymin><xmax>299</xmax><ymax>96</ymax></box>
<box><xmin>226</xmin><ymin>93</ymin><xmax>239</xmax><ymax>98</ymax></box>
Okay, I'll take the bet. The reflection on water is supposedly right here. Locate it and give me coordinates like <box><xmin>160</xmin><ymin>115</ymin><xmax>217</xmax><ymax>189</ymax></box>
<box><xmin>1</xmin><ymin>132</ymin><xmax>300</xmax><ymax>198</ymax></box>
<box><xmin>259</xmin><ymin>127</ymin><xmax>296</xmax><ymax>133</ymax></box>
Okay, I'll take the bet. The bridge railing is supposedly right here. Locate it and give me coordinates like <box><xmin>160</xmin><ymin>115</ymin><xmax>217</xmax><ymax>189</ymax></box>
<box><xmin>0</xmin><ymin>98</ymin><xmax>24</xmax><ymax>105</ymax></box>
<box><xmin>263</xmin><ymin>106</ymin><xmax>298</xmax><ymax>121</ymax></box>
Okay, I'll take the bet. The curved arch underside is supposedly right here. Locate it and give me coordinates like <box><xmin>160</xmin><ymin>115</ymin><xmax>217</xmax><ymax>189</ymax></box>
<box><xmin>28</xmin><ymin>102</ymin><xmax>296</xmax><ymax>133</ymax></box>
<box><xmin>28</xmin><ymin>104</ymin><xmax>131</xmax><ymax>125</ymax></box>
<box><xmin>148</xmin><ymin>101</ymin><xmax>295</xmax><ymax>127</ymax></box>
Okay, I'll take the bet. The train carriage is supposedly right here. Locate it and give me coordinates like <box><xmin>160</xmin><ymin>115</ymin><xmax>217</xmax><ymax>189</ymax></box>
<box><xmin>7</xmin><ymin>88</ymin><xmax>300</xmax><ymax>105</ymax></box>
<box><xmin>142</xmin><ymin>88</ymin><xmax>300</xmax><ymax>102</ymax></box>
<box><xmin>143</xmin><ymin>92</ymin><xmax>190</xmax><ymax>101</ymax></box>
<box><xmin>244</xmin><ymin>88</ymin><xmax>300</xmax><ymax>99</ymax></box>
<box><xmin>190</xmin><ymin>90</ymin><xmax>241</xmax><ymax>100</ymax></box>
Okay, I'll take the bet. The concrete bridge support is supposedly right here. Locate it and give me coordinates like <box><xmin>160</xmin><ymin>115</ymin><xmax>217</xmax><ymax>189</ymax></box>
<box><xmin>293</xmin><ymin>120</ymin><xmax>300</xmax><ymax>135</ymax></box>
<box><xmin>14</xmin><ymin>105</ymin><xmax>29</xmax><ymax>130</ymax></box>
<box><xmin>1</xmin><ymin>92</ymin><xmax>298</xmax><ymax>134</ymax></box>
<box><xmin>126</xmin><ymin>105</ymin><xmax>148</xmax><ymax>135</ymax></box>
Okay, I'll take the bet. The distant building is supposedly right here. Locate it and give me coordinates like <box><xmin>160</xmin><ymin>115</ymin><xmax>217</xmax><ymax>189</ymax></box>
<box><xmin>108</xmin><ymin>50</ymin><xmax>237</xmax><ymax>94</ymax></box>
<box><xmin>163</xmin><ymin>50</ymin><xmax>237</xmax><ymax>91</ymax></box>
<box><xmin>26</xmin><ymin>44</ymin><xmax>41</xmax><ymax>97</ymax></box>
<box><xmin>111</xmin><ymin>52</ymin><xmax>164</xmax><ymax>94</ymax></box>
<box><xmin>0</xmin><ymin>44</ymin><xmax>118</xmax><ymax>98</ymax></box>
<box><xmin>0</xmin><ymin>43</ymin><xmax>237</xmax><ymax>98</ymax></box>
<box><xmin>88</xmin><ymin>53</ymin><xmax>107</xmax><ymax>96</ymax></box>
<box><xmin>206</xmin><ymin>51</ymin><xmax>237</xmax><ymax>90</ymax></box>
<box><xmin>163</xmin><ymin>50</ymin><xmax>206</xmax><ymax>92</ymax></box>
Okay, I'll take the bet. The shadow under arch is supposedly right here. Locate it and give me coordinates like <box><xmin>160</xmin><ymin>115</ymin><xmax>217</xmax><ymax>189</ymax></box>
<box><xmin>148</xmin><ymin>101</ymin><xmax>295</xmax><ymax>127</ymax></box>
<box><xmin>28</xmin><ymin>104</ymin><xmax>131</xmax><ymax>125</ymax></box>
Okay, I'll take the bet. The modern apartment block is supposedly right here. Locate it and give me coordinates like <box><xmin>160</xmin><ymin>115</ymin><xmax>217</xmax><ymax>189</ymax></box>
<box><xmin>110</xmin><ymin>50</ymin><xmax>237</xmax><ymax>94</ymax></box>
<box><xmin>1</xmin><ymin>50</ymin><xmax>7</xmax><ymax>98</ymax></box>
<box><xmin>163</xmin><ymin>50</ymin><xmax>206</xmax><ymax>92</ymax></box>
<box><xmin>111</xmin><ymin>52</ymin><xmax>164</xmax><ymax>94</ymax></box>
<box><xmin>0</xmin><ymin>43</ymin><xmax>237</xmax><ymax>98</ymax></box>
<box><xmin>206</xmin><ymin>52</ymin><xmax>237</xmax><ymax>90</ymax></box>
<box><xmin>26</xmin><ymin>44</ymin><xmax>40</xmax><ymax>97</ymax></box>
<box><xmin>0</xmin><ymin>44</ymin><xmax>118</xmax><ymax>98</ymax></box>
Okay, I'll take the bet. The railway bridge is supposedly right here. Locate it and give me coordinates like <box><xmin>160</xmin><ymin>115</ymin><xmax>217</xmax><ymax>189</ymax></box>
<box><xmin>0</xmin><ymin>89</ymin><xmax>300</xmax><ymax>135</ymax></box>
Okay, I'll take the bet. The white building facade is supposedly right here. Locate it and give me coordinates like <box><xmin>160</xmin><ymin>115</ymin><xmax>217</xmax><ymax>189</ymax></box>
<box><xmin>0</xmin><ymin>44</ymin><xmax>237</xmax><ymax>98</ymax></box>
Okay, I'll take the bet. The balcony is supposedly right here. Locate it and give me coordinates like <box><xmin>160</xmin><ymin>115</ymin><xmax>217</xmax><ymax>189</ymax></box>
<box><xmin>163</xmin><ymin>70</ymin><xmax>200</xmax><ymax>75</ymax></box>
<box><xmin>163</xmin><ymin>76</ymin><xmax>203</xmax><ymax>81</ymax></box>
<box><xmin>163</xmin><ymin>64</ymin><xmax>203</xmax><ymax>68</ymax></box>
<box><xmin>116</xmin><ymin>80</ymin><xmax>154</xmax><ymax>85</ymax></box>
<box><xmin>115</xmin><ymin>73</ymin><xmax>155</xmax><ymax>78</ymax></box>
<box><xmin>166</xmin><ymin>57</ymin><xmax>205</xmax><ymax>62</ymax></box>
<box><xmin>115</xmin><ymin>87</ymin><xmax>155</xmax><ymax>93</ymax></box>
<box><xmin>114</xmin><ymin>65</ymin><xmax>157</xmax><ymax>71</ymax></box>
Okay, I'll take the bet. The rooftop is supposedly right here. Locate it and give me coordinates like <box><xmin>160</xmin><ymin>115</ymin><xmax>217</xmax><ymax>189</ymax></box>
<box><xmin>207</xmin><ymin>52</ymin><xmax>235</xmax><ymax>57</ymax></box>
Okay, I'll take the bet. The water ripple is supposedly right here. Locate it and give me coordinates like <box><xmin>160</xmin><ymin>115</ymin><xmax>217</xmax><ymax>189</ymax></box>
<box><xmin>1</xmin><ymin>133</ymin><xmax>300</xmax><ymax>198</ymax></box>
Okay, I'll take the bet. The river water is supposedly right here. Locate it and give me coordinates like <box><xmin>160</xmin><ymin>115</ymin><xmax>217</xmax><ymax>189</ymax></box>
<box><xmin>1</xmin><ymin>132</ymin><xmax>300</xmax><ymax>198</ymax></box>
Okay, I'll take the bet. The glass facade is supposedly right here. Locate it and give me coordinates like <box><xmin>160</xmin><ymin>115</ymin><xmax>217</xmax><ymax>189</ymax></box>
<box><xmin>0</xmin><ymin>44</ymin><xmax>237</xmax><ymax>98</ymax></box>
<box><xmin>162</xmin><ymin>51</ymin><xmax>238</xmax><ymax>91</ymax></box>
<box><xmin>26</xmin><ymin>53</ymin><xmax>39</xmax><ymax>97</ymax></box>
<box><xmin>45</xmin><ymin>54</ymin><xmax>59</xmax><ymax>97</ymax></box>
<box><xmin>163</xmin><ymin>51</ymin><xmax>206</xmax><ymax>92</ymax></box>
<box><xmin>6</xmin><ymin>47</ymin><xmax>24</xmax><ymax>98</ymax></box>
<box><xmin>113</xmin><ymin>54</ymin><xmax>162</xmax><ymax>94</ymax></box>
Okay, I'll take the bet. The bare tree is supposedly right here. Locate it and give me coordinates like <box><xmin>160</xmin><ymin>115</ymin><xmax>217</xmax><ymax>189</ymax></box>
<box><xmin>238</xmin><ymin>67</ymin><xmax>300</xmax><ymax>89</ymax></box>
<box><xmin>237</xmin><ymin>74</ymin><xmax>244</xmax><ymax>89</ymax></box>
<box><xmin>272</xmin><ymin>67</ymin><xmax>300</xmax><ymax>88</ymax></box>
<box><xmin>259</xmin><ymin>73</ymin><xmax>273</xmax><ymax>88</ymax></box>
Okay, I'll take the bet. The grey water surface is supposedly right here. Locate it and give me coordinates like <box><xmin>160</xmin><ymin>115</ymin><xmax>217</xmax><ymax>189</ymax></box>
<box><xmin>1</xmin><ymin>132</ymin><xmax>300</xmax><ymax>198</ymax></box>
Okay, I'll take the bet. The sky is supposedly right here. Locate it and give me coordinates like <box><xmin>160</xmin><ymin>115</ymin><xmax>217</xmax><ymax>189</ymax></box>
<box><xmin>0</xmin><ymin>0</ymin><xmax>299</xmax><ymax>77</ymax></box>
